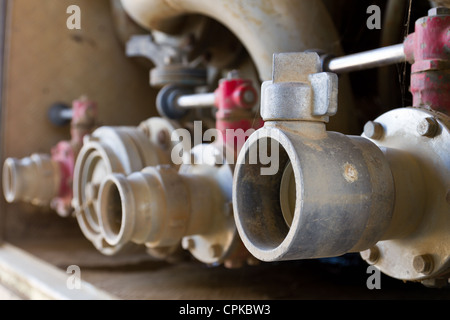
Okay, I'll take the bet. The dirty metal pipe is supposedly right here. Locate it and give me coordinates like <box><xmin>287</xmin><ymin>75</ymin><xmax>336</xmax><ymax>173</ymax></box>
<box><xmin>157</xmin><ymin>74</ymin><xmax>261</xmax><ymax>155</ymax></box>
<box><xmin>176</xmin><ymin>92</ymin><xmax>216</xmax><ymax>108</ymax></box>
<box><xmin>325</xmin><ymin>43</ymin><xmax>406</xmax><ymax>73</ymax></box>
<box><xmin>326</xmin><ymin>7</ymin><xmax>450</xmax><ymax>114</ymax></box>
<box><xmin>59</xmin><ymin>108</ymin><xmax>74</xmax><ymax>120</ymax></box>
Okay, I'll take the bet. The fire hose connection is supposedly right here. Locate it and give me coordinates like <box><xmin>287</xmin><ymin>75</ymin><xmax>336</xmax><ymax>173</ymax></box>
<box><xmin>2</xmin><ymin>96</ymin><xmax>97</xmax><ymax>216</ymax></box>
<box><xmin>72</xmin><ymin>120</ymin><xmax>176</xmax><ymax>255</ymax></box>
<box><xmin>233</xmin><ymin>41</ymin><xmax>450</xmax><ymax>284</ymax></box>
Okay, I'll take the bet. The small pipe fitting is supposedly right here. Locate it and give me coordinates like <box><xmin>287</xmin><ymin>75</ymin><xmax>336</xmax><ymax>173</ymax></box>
<box><xmin>98</xmin><ymin>165</ymin><xmax>218</xmax><ymax>248</ymax></box>
<box><xmin>72</xmin><ymin>125</ymin><xmax>172</xmax><ymax>255</ymax></box>
<box><xmin>98</xmin><ymin>143</ymin><xmax>251</xmax><ymax>266</ymax></box>
<box><xmin>3</xmin><ymin>154</ymin><xmax>61</xmax><ymax>207</ymax></box>
<box><xmin>2</xmin><ymin>96</ymin><xmax>97</xmax><ymax>216</ymax></box>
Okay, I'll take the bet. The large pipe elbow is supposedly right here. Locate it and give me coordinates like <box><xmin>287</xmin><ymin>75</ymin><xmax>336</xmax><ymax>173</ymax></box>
<box><xmin>120</xmin><ymin>0</ymin><xmax>343</xmax><ymax>81</ymax></box>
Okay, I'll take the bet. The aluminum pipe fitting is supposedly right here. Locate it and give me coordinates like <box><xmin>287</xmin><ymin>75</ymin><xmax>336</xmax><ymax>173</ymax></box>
<box><xmin>233</xmin><ymin>52</ymin><xmax>397</xmax><ymax>261</ymax></box>
<box><xmin>233</xmin><ymin>123</ymin><xmax>396</xmax><ymax>261</ymax></box>
<box><xmin>98</xmin><ymin>143</ymin><xmax>251</xmax><ymax>267</ymax></box>
<box><xmin>3</xmin><ymin>154</ymin><xmax>61</xmax><ymax>207</ymax></box>
<box><xmin>73</xmin><ymin>123</ymin><xmax>172</xmax><ymax>255</ymax></box>
<box><xmin>98</xmin><ymin>164</ymin><xmax>218</xmax><ymax>251</ymax></box>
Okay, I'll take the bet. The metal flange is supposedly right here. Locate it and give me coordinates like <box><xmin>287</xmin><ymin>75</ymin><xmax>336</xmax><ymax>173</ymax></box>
<box><xmin>361</xmin><ymin>107</ymin><xmax>450</xmax><ymax>283</ymax></box>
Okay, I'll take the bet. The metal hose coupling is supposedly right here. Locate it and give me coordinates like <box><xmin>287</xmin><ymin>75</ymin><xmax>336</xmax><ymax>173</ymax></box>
<box><xmin>98</xmin><ymin>165</ymin><xmax>217</xmax><ymax>251</ymax></box>
<box><xmin>2</xmin><ymin>96</ymin><xmax>98</xmax><ymax>216</ymax></box>
<box><xmin>3</xmin><ymin>154</ymin><xmax>61</xmax><ymax>207</ymax></box>
<box><xmin>98</xmin><ymin>143</ymin><xmax>252</xmax><ymax>267</ymax></box>
<box><xmin>72</xmin><ymin>118</ymin><xmax>177</xmax><ymax>255</ymax></box>
<box><xmin>233</xmin><ymin>52</ymin><xmax>426</xmax><ymax>262</ymax></box>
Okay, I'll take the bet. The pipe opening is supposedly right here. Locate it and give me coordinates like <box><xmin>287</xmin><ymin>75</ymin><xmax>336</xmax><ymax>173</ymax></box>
<box><xmin>105</xmin><ymin>181</ymin><xmax>122</xmax><ymax>237</ymax></box>
<box><xmin>234</xmin><ymin>137</ymin><xmax>294</xmax><ymax>251</ymax></box>
<box><xmin>99</xmin><ymin>176</ymin><xmax>129</xmax><ymax>246</ymax></box>
<box><xmin>279</xmin><ymin>161</ymin><xmax>295</xmax><ymax>228</ymax></box>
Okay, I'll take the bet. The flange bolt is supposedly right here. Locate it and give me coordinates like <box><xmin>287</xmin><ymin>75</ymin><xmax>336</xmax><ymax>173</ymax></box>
<box><xmin>364</xmin><ymin>121</ymin><xmax>384</xmax><ymax>140</ymax></box>
<box><xmin>413</xmin><ymin>254</ymin><xmax>434</xmax><ymax>274</ymax></box>
<box><xmin>417</xmin><ymin>117</ymin><xmax>439</xmax><ymax>138</ymax></box>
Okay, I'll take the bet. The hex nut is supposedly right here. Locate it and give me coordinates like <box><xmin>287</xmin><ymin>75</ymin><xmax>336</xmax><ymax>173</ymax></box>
<box><xmin>413</xmin><ymin>254</ymin><xmax>434</xmax><ymax>274</ymax></box>
<box><xmin>209</xmin><ymin>244</ymin><xmax>223</xmax><ymax>258</ymax></box>
<box><xmin>182</xmin><ymin>238</ymin><xmax>195</xmax><ymax>250</ymax></box>
<box><xmin>417</xmin><ymin>117</ymin><xmax>439</xmax><ymax>137</ymax></box>
<box><xmin>428</xmin><ymin>7</ymin><xmax>450</xmax><ymax>16</ymax></box>
<box><xmin>361</xmin><ymin>246</ymin><xmax>380</xmax><ymax>264</ymax></box>
<box><xmin>243</xmin><ymin>89</ymin><xmax>256</xmax><ymax>105</ymax></box>
<box><xmin>157</xmin><ymin>129</ymin><xmax>170</xmax><ymax>149</ymax></box>
<box><xmin>421</xmin><ymin>278</ymin><xmax>448</xmax><ymax>288</ymax></box>
<box><xmin>364</xmin><ymin>121</ymin><xmax>384</xmax><ymax>140</ymax></box>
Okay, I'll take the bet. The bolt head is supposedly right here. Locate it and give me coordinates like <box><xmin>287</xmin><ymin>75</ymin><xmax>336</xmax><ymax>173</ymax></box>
<box><xmin>209</xmin><ymin>244</ymin><xmax>223</xmax><ymax>258</ymax></box>
<box><xmin>246</xmin><ymin>256</ymin><xmax>261</xmax><ymax>266</ymax></box>
<box><xmin>361</xmin><ymin>246</ymin><xmax>380</xmax><ymax>264</ymax></box>
<box><xmin>417</xmin><ymin>117</ymin><xmax>439</xmax><ymax>137</ymax></box>
<box><xmin>157</xmin><ymin>129</ymin><xmax>170</xmax><ymax>149</ymax></box>
<box><xmin>163</xmin><ymin>55</ymin><xmax>175</xmax><ymax>65</ymax></box>
<box><xmin>181</xmin><ymin>237</ymin><xmax>195</xmax><ymax>250</ymax></box>
<box><xmin>140</xmin><ymin>126</ymin><xmax>151</xmax><ymax>138</ymax></box>
<box><xmin>413</xmin><ymin>254</ymin><xmax>434</xmax><ymax>274</ymax></box>
<box><xmin>227</xmin><ymin>70</ymin><xmax>240</xmax><ymax>79</ymax></box>
<box><xmin>84</xmin><ymin>135</ymin><xmax>100</xmax><ymax>144</ymax></box>
<box><xmin>224</xmin><ymin>259</ymin><xmax>243</xmax><ymax>269</ymax></box>
<box><xmin>428</xmin><ymin>7</ymin><xmax>450</xmax><ymax>16</ymax></box>
<box><xmin>242</xmin><ymin>89</ymin><xmax>256</xmax><ymax>104</ymax></box>
<box><xmin>363</xmin><ymin>121</ymin><xmax>384</xmax><ymax>140</ymax></box>
<box><xmin>421</xmin><ymin>278</ymin><xmax>448</xmax><ymax>288</ymax></box>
